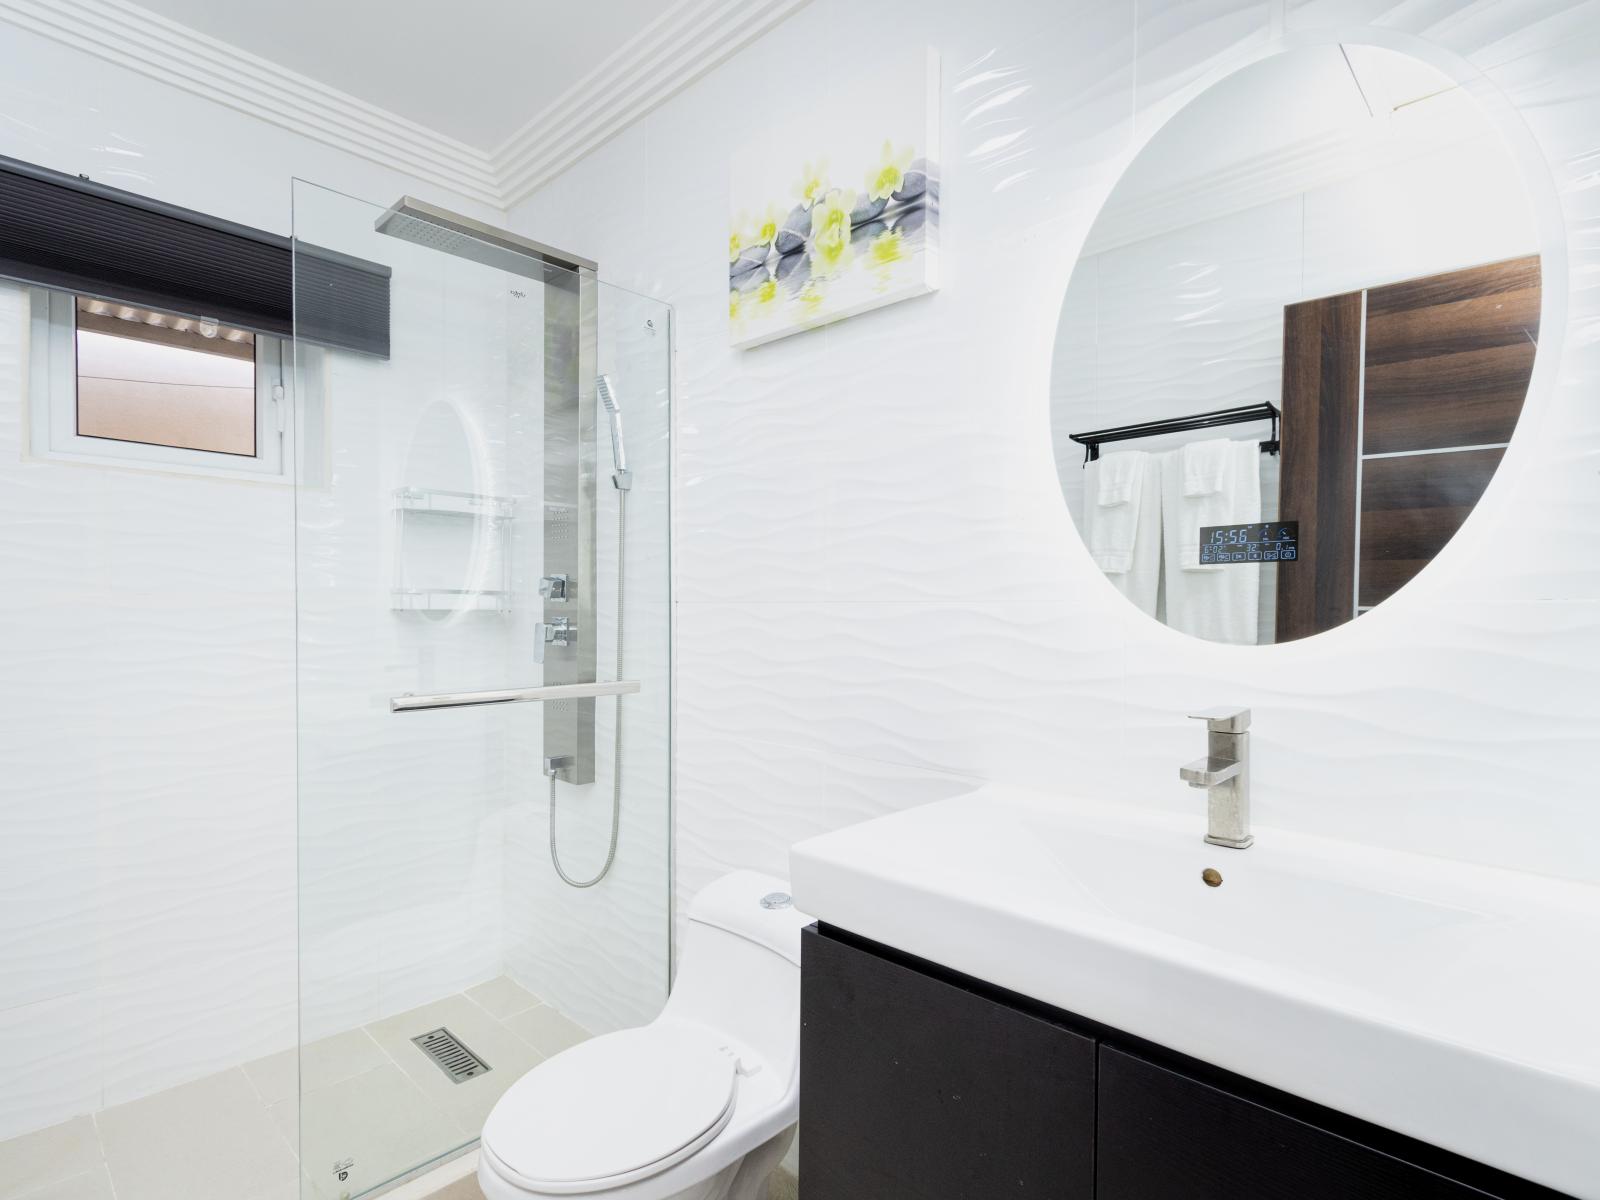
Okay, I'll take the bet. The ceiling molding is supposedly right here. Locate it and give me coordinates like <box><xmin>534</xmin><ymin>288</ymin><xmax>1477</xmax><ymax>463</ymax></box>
<box><xmin>491</xmin><ymin>0</ymin><xmax>814</xmax><ymax>207</ymax></box>
<box><xmin>0</xmin><ymin>0</ymin><xmax>505</xmax><ymax>207</ymax></box>
<box><xmin>1</xmin><ymin>0</ymin><xmax>814</xmax><ymax>217</ymax></box>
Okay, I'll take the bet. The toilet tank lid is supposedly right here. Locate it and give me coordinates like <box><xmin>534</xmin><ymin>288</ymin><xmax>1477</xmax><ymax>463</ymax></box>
<box><xmin>688</xmin><ymin>870</ymin><xmax>812</xmax><ymax>965</ymax></box>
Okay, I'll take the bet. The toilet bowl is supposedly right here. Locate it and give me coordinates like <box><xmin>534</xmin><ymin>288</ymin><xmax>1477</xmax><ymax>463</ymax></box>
<box><xmin>478</xmin><ymin>871</ymin><xmax>809</xmax><ymax>1200</ymax></box>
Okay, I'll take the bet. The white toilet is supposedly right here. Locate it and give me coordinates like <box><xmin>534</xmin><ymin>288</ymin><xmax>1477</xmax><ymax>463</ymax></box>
<box><xmin>478</xmin><ymin>871</ymin><xmax>809</xmax><ymax>1200</ymax></box>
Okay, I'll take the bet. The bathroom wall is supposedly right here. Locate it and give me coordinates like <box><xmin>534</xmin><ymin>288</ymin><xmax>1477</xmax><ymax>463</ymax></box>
<box><xmin>0</xmin><ymin>23</ymin><xmax>500</xmax><ymax>1138</ymax></box>
<box><xmin>510</xmin><ymin>0</ymin><xmax>1600</xmax><ymax>929</ymax></box>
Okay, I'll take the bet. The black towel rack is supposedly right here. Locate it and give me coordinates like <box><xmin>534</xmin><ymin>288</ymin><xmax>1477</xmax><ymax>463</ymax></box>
<box><xmin>1068</xmin><ymin>402</ymin><xmax>1281</xmax><ymax>465</ymax></box>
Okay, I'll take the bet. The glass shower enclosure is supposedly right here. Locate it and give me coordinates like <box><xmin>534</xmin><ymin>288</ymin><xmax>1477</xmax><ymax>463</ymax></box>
<box><xmin>290</xmin><ymin>181</ymin><xmax>672</xmax><ymax>1199</ymax></box>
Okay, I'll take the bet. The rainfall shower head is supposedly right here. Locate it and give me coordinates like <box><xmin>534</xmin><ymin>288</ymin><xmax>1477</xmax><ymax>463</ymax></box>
<box><xmin>373</xmin><ymin>197</ymin><xmax>597</xmax><ymax>278</ymax></box>
<box><xmin>596</xmin><ymin>374</ymin><xmax>631</xmax><ymax>491</ymax></box>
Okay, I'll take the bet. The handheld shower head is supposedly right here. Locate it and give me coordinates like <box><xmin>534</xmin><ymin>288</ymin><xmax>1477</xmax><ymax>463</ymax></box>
<box><xmin>596</xmin><ymin>374</ymin><xmax>631</xmax><ymax>490</ymax></box>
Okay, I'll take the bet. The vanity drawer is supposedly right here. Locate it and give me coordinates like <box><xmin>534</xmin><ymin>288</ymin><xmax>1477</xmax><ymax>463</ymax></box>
<box><xmin>800</xmin><ymin>925</ymin><xmax>1096</xmax><ymax>1199</ymax></box>
<box><xmin>1097</xmin><ymin>1045</ymin><xmax>1507</xmax><ymax>1200</ymax></box>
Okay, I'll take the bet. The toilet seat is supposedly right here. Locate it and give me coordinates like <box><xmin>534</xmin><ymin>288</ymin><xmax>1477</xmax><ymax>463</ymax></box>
<box><xmin>481</xmin><ymin>1025</ymin><xmax>744</xmax><ymax>1195</ymax></box>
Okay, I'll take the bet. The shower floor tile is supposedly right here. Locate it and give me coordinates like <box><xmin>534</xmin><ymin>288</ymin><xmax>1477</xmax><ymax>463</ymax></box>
<box><xmin>463</xmin><ymin>977</ymin><xmax>540</xmax><ymax>1021</ymax></box>
<box><xmin>0</xmin><ymin>977</ymin><xmax>588</xmax><ymax>1200</ymax></box>
<box><xmin>0</xmin><ymin>1115</ymin><xmax>102</xmax><ymax>1200</ymax></box>
<box><xmin>503</xmin><ymin>1004</ymin><xmax>590</xmax><ymax>1059</ymax></box>
<box><xmin>96</xmin><ymin>1068</ymin><xmax>298</xmax><ymax>1200</ymax></box>
<box><xmin>274</xmin><ymin>1062</ymin><xmax>464</xmax><ymax>1200</ymax></box>
<box><xmin>11</xmin><ymin>1165</ymin><xmax>116</xmax><ymax>1200</ymax></box>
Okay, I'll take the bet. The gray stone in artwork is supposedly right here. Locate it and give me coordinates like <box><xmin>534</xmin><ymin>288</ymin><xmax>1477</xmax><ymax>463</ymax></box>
<box><xmin>893</xmin><ymin>159</ymin><xmax>932</xmax><ymax>203</ymax></box>
<box><xmin>850</xmin><ymin>218</ymin><xmax>889</xmax><ymax>248</ymax></box>
<box><xmin>849</xmin><ymin>195</ymin><xmax>889</xmax><ymax>225</ymax></box>
<box><xmin>893</xmin><ymin>203</ymin><xmax>928</xmax><ymax>238</ymax></box>
<box><xmin>730</xmin><ymin>247</ymin><xmax>769</xmax><ymax>280</ymax></box>
<box><xmin>775</xmin><ymin>203</ymin><xmax>811</xmax><ymax>255</ymax></box>
<box><xmin>774</xmin><ymin>249</ymin><xmax>811</xmax><ymax>293</ymax></box>
<box><xmin>732</xmin><ymin>261</ymin><xmax>772</xmax><ymax>293</ymax></box>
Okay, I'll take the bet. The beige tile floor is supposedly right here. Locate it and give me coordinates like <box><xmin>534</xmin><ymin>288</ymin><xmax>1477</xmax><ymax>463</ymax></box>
<box><xmin>0</xmin><ymin>978</ymin><xmax>588</xmax><ymax>1200</ymax></box>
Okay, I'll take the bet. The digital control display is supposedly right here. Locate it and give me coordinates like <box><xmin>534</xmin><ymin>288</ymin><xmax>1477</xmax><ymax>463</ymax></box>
<box><xmin>1199</xmin><ymin>522</ymin><xmax>1298</xmax><ymax>565</ymax></box>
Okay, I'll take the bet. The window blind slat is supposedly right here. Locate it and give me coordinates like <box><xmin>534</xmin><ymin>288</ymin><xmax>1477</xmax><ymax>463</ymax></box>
<box><xmin>0</xmin><ymin>154</ymin><xmax>389</xmax><ymax>358</ymax></box>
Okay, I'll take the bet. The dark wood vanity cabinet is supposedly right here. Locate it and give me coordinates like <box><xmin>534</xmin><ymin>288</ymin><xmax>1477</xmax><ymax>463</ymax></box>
<box><xmin>800</xmin><ymin>925</ymin><xmax>1573</xmax><ymax>1200</ymax></box>
<box><xmin>1098</xmin><ymin>1046</ymin><xmax>1501</xmax><ymax>1200</ymax></box>
<box><xmin>800</xmin><ymin>922</ymin><xmax>1096</xmax><ymax>1198</ymax></box>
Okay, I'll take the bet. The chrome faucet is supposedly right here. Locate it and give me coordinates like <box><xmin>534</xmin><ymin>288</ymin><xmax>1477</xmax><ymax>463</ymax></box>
<box><xmin>1179</xmin><ymin>707</ymin><xmax>1253</xmax><ymax>849</ymax></box>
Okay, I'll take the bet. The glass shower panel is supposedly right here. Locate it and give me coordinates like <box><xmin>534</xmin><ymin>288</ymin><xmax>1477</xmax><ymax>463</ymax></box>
<box><xmin>291</xmin><ymin>180</ymin><xmax>671</xmax><ymax>1200</ymax></box>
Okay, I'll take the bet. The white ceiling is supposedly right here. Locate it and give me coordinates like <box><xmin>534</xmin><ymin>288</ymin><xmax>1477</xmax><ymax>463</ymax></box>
<box><xmin>128</xmin><ymin>0</ymin><xmax>669</xmax><ymax>148</ymax></box>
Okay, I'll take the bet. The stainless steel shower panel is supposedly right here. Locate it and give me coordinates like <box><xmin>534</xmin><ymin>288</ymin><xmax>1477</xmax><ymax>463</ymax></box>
<box><xmin>374</xmin><ymin>196</ymin><xmax>598</xmax><ymax>276</ymax></box>
<box><xmin>372</xmin><ymin>196</ymin><xmax>603</xmax><ymax>782</ymax></box>
<box><xmin>542</xmin><ymin>263</ymin><xmax>599</xmax><ymax>784</ymax></box>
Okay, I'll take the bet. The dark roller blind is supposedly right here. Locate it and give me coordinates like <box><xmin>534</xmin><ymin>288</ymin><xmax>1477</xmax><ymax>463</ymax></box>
<box><xmin>0</xmin><ymin>153</ymin><xmax>389</xmax><ymax>358</ymax></box>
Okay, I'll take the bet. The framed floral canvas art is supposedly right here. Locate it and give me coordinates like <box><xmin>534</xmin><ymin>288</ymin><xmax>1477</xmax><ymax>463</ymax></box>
<box><xmin>729</xmin><ymin>46</ymin><xmax>941</xmax><ymax>349</ymax></box>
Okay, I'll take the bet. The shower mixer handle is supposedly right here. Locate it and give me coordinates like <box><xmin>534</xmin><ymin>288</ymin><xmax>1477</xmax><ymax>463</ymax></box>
<box><xmin>535</xmin><ymin>618</ymin><xmax>574</xmax><ymax>664</ymax></box>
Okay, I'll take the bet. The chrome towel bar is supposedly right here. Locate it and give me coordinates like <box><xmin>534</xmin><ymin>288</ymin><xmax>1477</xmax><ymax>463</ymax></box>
<box><xmin>391</xmin><ymin>680</ymin><xmax>641</xmax><ymax>713</ymax></box>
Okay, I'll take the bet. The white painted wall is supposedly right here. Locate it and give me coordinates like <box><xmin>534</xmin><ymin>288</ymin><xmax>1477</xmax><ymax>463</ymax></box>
<box><xmin>0</xmin><ymin>23</ymin><xmax>502</xmax><ymax>1139</ymax></box>
<box><xmin>510</xmin><ymin>0</ymin><xmax>1600</xmax><ymax>946</ymax></box>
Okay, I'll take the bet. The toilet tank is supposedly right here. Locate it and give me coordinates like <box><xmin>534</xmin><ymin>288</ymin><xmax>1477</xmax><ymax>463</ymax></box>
<box><xmin>660</xmin><ymin>871</ymin><xmax>811</xmax><ymax>1083</ymax></box>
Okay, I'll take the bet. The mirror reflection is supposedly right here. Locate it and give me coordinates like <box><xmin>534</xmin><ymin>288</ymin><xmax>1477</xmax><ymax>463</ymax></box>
<box><xmin>1051</xmin><ymin>45</ymin><xmax>1541</xmax><ymax>644</ymax></box>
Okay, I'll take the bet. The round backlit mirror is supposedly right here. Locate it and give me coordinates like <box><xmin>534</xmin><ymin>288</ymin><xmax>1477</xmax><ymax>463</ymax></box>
<box><xmin>1050</xmin><ymin>44</ymin><xmax>1541</xmax><ymax>644</ymax></box>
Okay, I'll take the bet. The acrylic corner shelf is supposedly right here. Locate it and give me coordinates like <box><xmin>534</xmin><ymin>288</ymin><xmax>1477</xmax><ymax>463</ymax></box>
<box><xmin>391</xmin><ymin>487</ymin><xmax>516</xmax><ymax>613</ymax></box>
<box><xmin>392</xmin><ymin>486</ymin><xmax>516</xmax><ymax>520</ymax></box>
<box><xmin>389</xmin><ymin>588</ymin><xmax>511</xmax><ymax>613</ymax></box>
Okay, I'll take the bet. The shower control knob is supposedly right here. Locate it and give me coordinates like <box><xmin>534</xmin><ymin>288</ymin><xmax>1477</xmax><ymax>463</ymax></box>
<box><xmin>534</xmin><ymin>618</ymin><xmax>574</xmax><ymax>663</ymax></box>
<box><xmin>539</xmin><ymin>574</ymin><xmax>570</xmax><ymax>602</ymax></box>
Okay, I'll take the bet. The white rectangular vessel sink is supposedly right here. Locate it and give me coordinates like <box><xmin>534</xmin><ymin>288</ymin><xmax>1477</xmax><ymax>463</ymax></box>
<box><xmin>789</xmin><ymin>784</ymin><xmax>1600</xmax><ymax>1199</ymax></box>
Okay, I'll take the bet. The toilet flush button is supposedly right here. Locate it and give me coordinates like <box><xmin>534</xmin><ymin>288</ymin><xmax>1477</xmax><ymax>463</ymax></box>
<box><xmin>760</xmin><ymin>892</ymin><xmax>793</xmax><ymax>910</ymax></box>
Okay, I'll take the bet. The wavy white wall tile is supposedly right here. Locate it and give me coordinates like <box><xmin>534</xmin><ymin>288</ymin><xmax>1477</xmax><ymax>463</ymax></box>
<box><xmin>1134</xmin><ymin>0</ymin><xmax>1276</xmax><ymax>128</ymax></box>
<box><xmin>0</xmin><ymin>282</ymin><xmax>297</xmax><ymax>1138</ymax></box>
<box><xmin>0</xmin><ymin>25</ymin><xmax>510</xmax><ymax>1142</ymax></box>
<box><xmin>512</xmin><ymin>0</ymin><xmax>1600</xmax><ymax>951</ymax></box>
<box><xmin>1286</xmin><ymin>0</ymin><xmax>1600</xmax><ymax>71</ymax></box>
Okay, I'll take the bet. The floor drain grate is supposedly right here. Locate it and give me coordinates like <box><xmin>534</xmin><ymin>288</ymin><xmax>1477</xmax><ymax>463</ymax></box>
<box><xmin>411</xmin><ymin>1027</ymin><xmax>491</xmax><ymax>1084</ymax></box>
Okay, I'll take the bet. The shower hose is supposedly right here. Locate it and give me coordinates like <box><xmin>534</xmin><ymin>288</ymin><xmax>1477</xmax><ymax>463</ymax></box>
<box><xmin>548</xmin><ymin>489</ymin><xmax>626</xmax><ymax>888</ymax></box>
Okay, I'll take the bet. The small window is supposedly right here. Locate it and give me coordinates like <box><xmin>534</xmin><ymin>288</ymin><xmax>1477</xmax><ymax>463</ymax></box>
<box><xmin>29</xmin><ymin>289</ymin><xmax>286</xmax><ymax>478</ymax></box>
<box><xmin>75</xmin><ymin>299</ymin><xmax>257</xmax><ymax>456</ymax></box>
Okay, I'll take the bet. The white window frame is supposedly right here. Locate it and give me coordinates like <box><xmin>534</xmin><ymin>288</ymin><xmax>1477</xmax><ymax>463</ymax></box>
<box><xmin>27</xmin><ymin>287</ymin><xmax>288</xmax><ymax>480</ymax></box>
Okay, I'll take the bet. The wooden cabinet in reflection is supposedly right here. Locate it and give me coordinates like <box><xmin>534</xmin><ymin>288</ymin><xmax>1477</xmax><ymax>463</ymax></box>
<box><xmin>1276</xmin><ymin>255</ymin><xmax>1539</xmax><ymax>642</ymax></box>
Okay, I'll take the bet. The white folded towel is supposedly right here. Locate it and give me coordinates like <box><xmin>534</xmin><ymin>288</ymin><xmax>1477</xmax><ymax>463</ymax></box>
<box><xmin>1160</xmin><ymin>439</ymin><xmax>1262</xmax><ymax>644</ymax></box>
<box><xmin>1096</xmin><ymin>450</ymin><xmax>1145</xmax><ymax>507</ymax></box>
<box><xmin>1182</xmin><ymin>436</ymin><xmax>1235</xmax><ymax>497</ymax></box>
<box><xmin>1082</xmin><ymin>451</ymin><xmax>1160</xmax><ymax>617</ymax></box>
